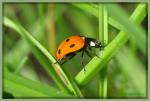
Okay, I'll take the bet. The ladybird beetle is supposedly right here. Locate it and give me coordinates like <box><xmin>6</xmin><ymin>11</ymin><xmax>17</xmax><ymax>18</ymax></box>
<box><xmin>55</xmin><ymin>35</ymin><xmax>105</xmax><ymax>66</ymax></box>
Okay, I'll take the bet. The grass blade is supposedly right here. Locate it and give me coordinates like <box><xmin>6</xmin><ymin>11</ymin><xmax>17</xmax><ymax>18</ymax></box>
<box><xmin>14</xmin><ymin>56</ymin><xmax>28</xmax><ymax>73</ymax></box>
<box><xmin>98</xmin><ymin>4</ymin><xmax>108</xmax><ymax>98</ymax></box>
<box><xmin>73</xmin><ymin>4</ymin><xmax>98</xmax><ymax>18</ymax></box>
<box><xmin>106</xmin><ymin>4</ymin><xmax>147</xmax><ymax>54</ymax></box>
<box><xmin>4</xmin><ymin>17</ymin><xmax>82</xmax><ymax>97</ymax></box>
<box><xmin>72</xmin><ymin>4</ymin><xmax>147</xmax><ymax>54</ymax></box>
<box><xmin>72</xmin><ymin>4</ymin><xmax>122</xmax><ymax>30</ymax></box>
<box><xmin>4</xmin><ymin>69</ymin><xmax>72</xmax><ymax>98</ymax></box>
<box><xmin>67</xmin><ymin>6</ymin><xmax>97</xmax><ymax>38</ymax></box>
<box><xmin>75</xmin><ymin>4</ymin><xmax>147</xmax><ymax>86</ymax></box>
<box><xmin>4</xmin><ymin>18</ymin><xmax>46</xmax><ymax>71</ymax></box>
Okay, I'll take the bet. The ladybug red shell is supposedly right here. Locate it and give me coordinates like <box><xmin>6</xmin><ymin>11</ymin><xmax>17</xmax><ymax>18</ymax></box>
<box><xmin>56</xmin><ymin>35</ymin><xmax>104</xmax><ymax>65</ymax></box>
<box><xmin>56</xmin><ymin>35</ymin><xmax>85</xmax><ymax>60</ymax></box>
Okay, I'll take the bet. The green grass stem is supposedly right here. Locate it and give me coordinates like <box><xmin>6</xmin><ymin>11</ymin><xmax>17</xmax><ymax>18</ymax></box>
<box><xmin>14</xmin><ymin>56</ymin><xmax>28</xmax><ymax>73</ymax></box>
<box><xmin>75</xmin><ymin>4</ymin><xmax>147</xmax><ymax>86</ymax></box>
<box><xmin>4</xmin><ymin>68</ymin><xmax>73</xmax><ymax>97</ymax></box>
<box><xmin>98</xmin><ymin>4</ymin><xmax>108</xmax><ymax>98</ymax></box>
<box><xmin>72</xmin><ymin>4</ymin><xmax>146</xmax><ymax>54</ymax></box>
<box><xmin>106</xmin><ymin>4</ymin><xmax>146</xmax><ymax>54</ymax></box>
<box><xmin>4</xmin><ymin>17</ymin><xmax>83</xmax><ymax>97</ymax></box>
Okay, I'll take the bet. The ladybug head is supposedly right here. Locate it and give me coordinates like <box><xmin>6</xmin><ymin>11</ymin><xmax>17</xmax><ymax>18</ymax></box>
<box><xmin>88</xmin><ymin>39</ymin><xmax>105</xmax><ymax>50</ymax></box>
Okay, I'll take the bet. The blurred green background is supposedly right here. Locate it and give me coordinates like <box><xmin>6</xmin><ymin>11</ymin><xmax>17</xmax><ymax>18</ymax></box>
<box><xmin>3</xmin><ymin>3</ymin><xmax>147</xmax><ymax>98</ymax></box>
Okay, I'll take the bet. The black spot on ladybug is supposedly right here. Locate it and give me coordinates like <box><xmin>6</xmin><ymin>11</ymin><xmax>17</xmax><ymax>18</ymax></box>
<box><xmin>66</xmin><ymin>38</ymin><xmax>70</xmax><ymax>42</ymax></box>
<box><xmin>70</xmin><ymin>44</ymin><xmax>75</xmax><ymax>48</ymax></box>
<box><xmin>58</xmin><ymin>49</ymin><xmax>61</xmax><ymax>54</ymax></box>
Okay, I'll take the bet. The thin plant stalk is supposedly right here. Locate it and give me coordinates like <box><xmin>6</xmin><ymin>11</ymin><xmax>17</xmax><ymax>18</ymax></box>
<box><xmin>75</xmin><ymin>4</ymin><xmax>147</xmax><ymax>87</ymax></box>
<box><xmin>72</xmin><ymin>4</ymin><xmax>146</xmax><ymax>54</ymax></box>
<box><xmin>4</xmin><ymin>17</ymin><xmax>83</xmax><ymax>97</ymax></box>
<box><xmin>98</xmin><ymin>4</ymin><xmax>108</xmax><ymax>98</ymax></box>
<box><xmin>14</xmin><ymin>56</ymin><xmax>28</xmax><ymax>73</ymax></box>
<box><xmin>47</xmin><ymin>4</ymin><xmax>56</xmax><ymax>56</ymax></box>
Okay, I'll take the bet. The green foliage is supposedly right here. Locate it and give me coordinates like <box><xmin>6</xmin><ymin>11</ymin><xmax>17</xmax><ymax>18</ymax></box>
<box><xmin>98</xmin><ymin>4</ymin><xmax>108</xmax><ymax>98</ymax></box>
<box><xmin>4</xmin><ymin>3</ymin><xmax>147</xmax><ymax>98</ymax></box>
<box><xmin>4</xmin><ymin>17</ymin><xmax>82</xmax><ymax>97</ymax></box>
<box><xmin>75</xmin><ymin>3</ymin><xmax>147</xmax><ymax>86</ymax></box>
<box><xmin>4</xmin><ymin>68</ymin><xmax>73</xmax><ymax>98</ymax></box>
<box><xmin>106</xmin><ymin>4</ymin><xmax>147</xmax><ymax>54</ymax></box>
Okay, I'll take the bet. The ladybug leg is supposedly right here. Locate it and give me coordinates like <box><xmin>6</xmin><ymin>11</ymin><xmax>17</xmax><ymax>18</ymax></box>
<box><xmin>81</xmin><ymin>49</ymin><xmax>87</xmax><ymax>72</ymax></box>
<box><xmin>85</xmin><ymin>49</ymin><xmax>92</xmax><ymax>59</ymax></box>
<box><xmin>69</xmin><ymin>53</ymin><xmax>76</xmax><ymax>59</ymax></box>
<box><xmin>60</xmin><ymin>57</ymin><xmax>67</xmax><ymax>65</ymax></box>
<box><xmin>81</xmin><ymin>49</ymin><xmax>85</xmax><ymax>66</ymax></box>
<box><xmin>88</xmin><ymin>47</ymin><xmax>100</xmax><ymax>58</ymax></box>
<box><xmin>54</xmin><ymin>60</ymin><xmax>58</xmax><ymax>64</ymax></box>
<box><xmin>54</xmin><ymin>59</ymin><xmax>61</xmax><ymax>64</ymax></box>
<box><xmin>59</xmin><ymin>54</ymin><xmax>76</xmax><ymax>65</ymax></box>
<box><xmin>95</xmin><ymin>53</ymin><xmax>100</xmax><ymax>58</ymax></box>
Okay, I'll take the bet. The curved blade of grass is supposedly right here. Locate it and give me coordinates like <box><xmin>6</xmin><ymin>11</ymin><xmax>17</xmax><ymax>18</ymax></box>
<box><xmin>106</xmin><ymin>4</ymin><xmax>147</xmax><ymax>54</ymax></box>
<box><xmin>14</xmin><ymin>56</ymin><xmax>28</xmax><ymax>73</ymax></box>
<box><xmin>72</xmin><ymin>4</ymin><xmax>121</xmax><ymax>30</ymax></box>
<box><xmin>98</xmin><ymin>4</ymin><xmax>108</xmax><ymax>98</ymax></box>
<box><xmin>73</xmin><ymin>4</ymin><xmax>98</xmax><ymax>18</ymax></box>
<box><xmin>75</xmin><ymin>4</ymin><xmax>147</xmax><ymax>86</ymax></box>
<box><xmin>67</xmin><ymin>6</ymin><xmax>97</xmax><ymax>38</ymax></box>
<box><xmin>4</xmin><ymin>17</ymin><xmax>82</xmax><ymax>97</ymax></box>
<box><xmin>4</xmin><ymin>6</ymin><xmax>65</xmax><ymax>72</ymax></box>
<box><xmin>4</xmin><ymin>18</ymin><xmax>46</xmax><ymax>71</ymax></box>
<box><xmin>72</xmin><ymin>4</ymin><xmax>147</xmax><ymax>54</ymax></box>
<box><xmin>4</xmin><ymin>69</ymin><xmax>73</xmax><ymax>98</ymax></box>
<box><xmin>4</xmin><ymin>18</ymin><xmax>46</xmax><ymax>82</ymax></box>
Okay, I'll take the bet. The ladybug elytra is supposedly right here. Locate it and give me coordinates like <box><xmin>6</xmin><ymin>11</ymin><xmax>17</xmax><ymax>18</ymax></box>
<box><xmin>55</xmin><ymin>35</ymin><xmax>105</xmax><ymax>66</ymax></box>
